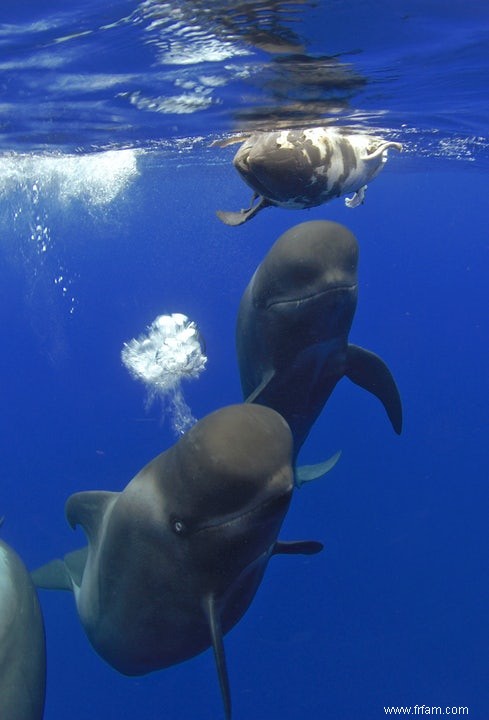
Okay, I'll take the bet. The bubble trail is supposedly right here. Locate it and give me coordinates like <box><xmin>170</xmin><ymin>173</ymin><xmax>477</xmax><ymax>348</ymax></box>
<box><xmin>121</xmin><ymin>313</ymin><xmax>207</xmax><ymax>435</ymax></box>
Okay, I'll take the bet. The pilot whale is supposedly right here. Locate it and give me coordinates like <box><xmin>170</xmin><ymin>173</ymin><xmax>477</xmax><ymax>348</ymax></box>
<box><xmin>236</xmin><ymin>220</ymin><xmax>403</xmax><ymax>458</ymax></box>
<box><xmin>216</xmin><ymin>127</ymin><xmax>402</xmax><ymax>225</ymax></box>
<box><xmin>33</xmin><ymin>404</ymin><xmax>322</xmax><ymax>719</ymax></box>
<box><xmin>0</xmin><ymin>534</ymin><xmax>46</xmax><ymax>720</ymax></box>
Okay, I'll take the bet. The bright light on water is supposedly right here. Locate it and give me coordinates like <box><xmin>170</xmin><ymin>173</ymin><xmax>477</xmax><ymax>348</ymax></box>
<box><xmin>0</xmin><ymin>148</ymin><xmax>140</xmax><ymax>326</ymax></box>
<box><xmin>0</xmin><ymin>149</ymin><xmax>139</xmax><ymax>205</ymax></box>
<box><xmin>121</xmin><ymin>313</ymin><xmax>207</xmax><ymax>436</ymax></box>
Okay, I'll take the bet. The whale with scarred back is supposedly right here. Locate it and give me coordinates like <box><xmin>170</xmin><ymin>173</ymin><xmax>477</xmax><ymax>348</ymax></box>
<box><xmin>32</xmin><ymin>404</ymin><xmax>322</xmax><ymax>719</ymax></box>
<box><xmin>236</xmin><ymin>220</ymin><xmax>402</xmax><ymax>460</ymax></box>
<box><xmin>216</xmin><ymin>127</ymin><xmax>402</xmax><ymax>225</ymax></box>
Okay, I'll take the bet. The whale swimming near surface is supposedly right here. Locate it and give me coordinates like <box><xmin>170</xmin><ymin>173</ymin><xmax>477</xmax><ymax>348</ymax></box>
<box><xmin>236</xmin><ymin>220</ymin><xmax>403</xmax><ymax>459</ymax></box>
<box><xmin>0</xmin><ymin>532</ymin><xmax>46</xmax><ymax>720</ymax></box>
<box><xmin>32</xmin><ymin>404</ymin><xmax>322</xmax><ymax>720</ymax></box>
<box><xmin>216</xmin><ymin>127</ymin><xmax>402</xmax><ymax>225</ymax></box>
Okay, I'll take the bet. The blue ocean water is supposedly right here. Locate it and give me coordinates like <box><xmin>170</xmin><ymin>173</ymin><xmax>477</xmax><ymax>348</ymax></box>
<box><xmin>1</xmin><ymin>1</ymin><xmax>488</xmax><ymax>719</ymax></box>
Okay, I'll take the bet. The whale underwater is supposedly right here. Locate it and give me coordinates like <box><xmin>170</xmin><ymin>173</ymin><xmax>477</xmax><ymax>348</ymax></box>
<box><xmin>216</xmin><ymin>127</ymin><xmax>402</xmax><ymax>226</ymax></box>
<box><xmin>0</xmin><ymin>532</ymin><xmax>46</xmax><ymax>720</ymax></box>
<box><xmin>236</xmin><ymin>220</ymin><xmax>403</xmax><ymax>462</ymax></box>
<box><xmin>32</xmin><ymin>403</ymin><xmax>323</xmax><ymax>720</ymax></box>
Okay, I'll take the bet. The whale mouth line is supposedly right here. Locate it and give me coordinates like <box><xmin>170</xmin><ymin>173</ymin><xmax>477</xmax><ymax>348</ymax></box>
<box><xmin>193</xmin><ymin>489</ymin><xmax>290</xmax><ymax>535</ymax></box>
<box><xmin>263</xmin><ymin>281</ymin><xmax>357</xmax><ymax>311</ymax></box>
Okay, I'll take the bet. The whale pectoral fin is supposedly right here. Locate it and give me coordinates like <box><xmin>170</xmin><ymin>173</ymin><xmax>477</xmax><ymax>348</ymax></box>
<box><xmin>203</xmin><ymin>594</ymin><xmax>231</xmax><ymax>720</ymax></box>
<box><xmin>295</xmin><ymin>450</ymin><xmax>342</xmax><ymax>488</ymax></box>
<box><xmin>216</xmin><ymin>195</ymin><xmax>269</xmax><ymax>226</ymax></box>
<box><xmin>31</xmin><ymin>546</ymin><xmax>89</xmax><ymax>592</ymax></box>
<box><xmin>345</xmin><ymin>344</ymin><xmax>403</xmax><ymax>434</ymax></box>
<box><xmin>345</xmin><ymin>185</ymin><xmax>367</xmax><ymax>208</ymax></box>
<box><xmin>245</xmin><ymin>368</ymin><xmax>276</xmax><ymax>404</ymax></box>
<box><xmin>63</xmin><ymin>546</ymin><xmax>89</xmax><ymax>588</ymax></box>
<box><xmin>210</xmin><ymin>134</ymin><xmax>251</xmax><ymax>148</ymax></box>
<box><xmin>216</xmin><ymin>209</ymin><xmax>252</xmax><ymax>226</ymax></box>
<box><xmin>273</xmin><ymin>540</ymin><xmax>324</xmax><ymax>555</ymax></box>
<box><xmin>360</xmin><ymin>141</ymin><xmax>403</xmax><ymax>161</ymax></box>
<box><xmin>65</xmin><ymin>490</ymin><xmax>118</xmax><ymax>544</ymax></box>
<box><xmin>32</xmin><ymin>558</ymin><xmax>73</xmax><ymax>591</ymax></box>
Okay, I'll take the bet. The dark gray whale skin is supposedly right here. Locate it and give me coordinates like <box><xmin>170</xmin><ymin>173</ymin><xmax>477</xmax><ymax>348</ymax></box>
<box><xmin>0</xmin><ymin>536</ymin><xmax>46</xmax><ymax>720</ymax></box>
<box><xmin>236</xmin><ymin>220</ymin><xmax>402</xmax><ymax>459</ymax></box>
<box><xmin>32</xmin><ymin>403</ymin><xmax>322</xmax><ymax>720</ymax></box>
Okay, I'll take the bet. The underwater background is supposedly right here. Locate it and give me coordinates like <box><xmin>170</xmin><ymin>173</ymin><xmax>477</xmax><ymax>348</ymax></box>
<box><xmin>1</xmin><ymin>1</ymin><xmax>488</xmax><ymax>718</ymax></box>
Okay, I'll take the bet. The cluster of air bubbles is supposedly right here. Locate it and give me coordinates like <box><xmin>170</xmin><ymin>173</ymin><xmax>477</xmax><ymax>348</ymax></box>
<box><xmin>53</xmin><ymin>266</ymin><xmax>77</xmax><ymax>316</ymax></box>
<box><xmin>30</xmin><ymin>213</ymin><xmax>51</xmax><ymax>255</ymax></box>
<box><xmin>0</xmin><ymin>149</ymin><xmax>141</xmax><ymax>328</ymax></box>
<box><xmin>0</xmin><ymin>149</ymin><xmax>139</xmax><ymax>206</ymax></box>
<box><xmin>27</xmin><ymin>182</ymin><xmax>51</xmax><ymax>256</ymax></box>
<box><xmin>121</xmin><ymin>313</ymin><xmax>207</xmax><ymax>436</ymax></box>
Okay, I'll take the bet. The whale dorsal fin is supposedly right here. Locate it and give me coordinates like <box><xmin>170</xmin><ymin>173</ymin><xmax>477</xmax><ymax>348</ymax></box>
<box><xmin>203</xmin><ymin>594</ymin><xmax>231</xmax><ymax>720</ymax></box>
<box><xmin>65</xmin><ymin>491</ymin><xmax>118</xmax><ymax>545</ymax></box>
<box><xmin>345</xmin><ymin>344</ymin><xmax>402</xmax><ymax>434</ymax></box>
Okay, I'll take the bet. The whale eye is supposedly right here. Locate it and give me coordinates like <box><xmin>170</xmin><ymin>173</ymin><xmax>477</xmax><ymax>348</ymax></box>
<box><xmin>172</xmin><ymin>519</ymin><xmax>186</xmax><ymax>535</ymax></box>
